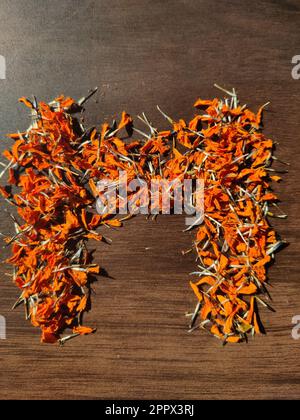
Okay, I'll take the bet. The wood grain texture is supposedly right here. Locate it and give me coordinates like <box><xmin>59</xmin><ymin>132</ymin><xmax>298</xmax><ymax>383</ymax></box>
<box><xmin>0</xmin><ymin>0</ymin><xmax>300</xmax><ymax>400</ymax></box>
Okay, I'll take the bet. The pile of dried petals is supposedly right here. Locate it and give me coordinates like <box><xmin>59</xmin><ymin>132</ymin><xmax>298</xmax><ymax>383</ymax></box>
<box><xmin>0</xmin><ymin>85</ymin><xmax>285</xmax><ymax>344</ymax></box>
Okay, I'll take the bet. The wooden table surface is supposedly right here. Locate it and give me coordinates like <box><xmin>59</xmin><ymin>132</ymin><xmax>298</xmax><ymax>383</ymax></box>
<box><xmin>0</xmin><ymin>0</ymin><xmax>300</xmax><ymax>400</ymax></box>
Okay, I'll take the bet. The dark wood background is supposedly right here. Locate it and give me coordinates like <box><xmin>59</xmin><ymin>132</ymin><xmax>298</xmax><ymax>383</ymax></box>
<box><xmin>0</xmin><ymin>0</ymin><xmax>299</xmax><ymax>400</ymax></box>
